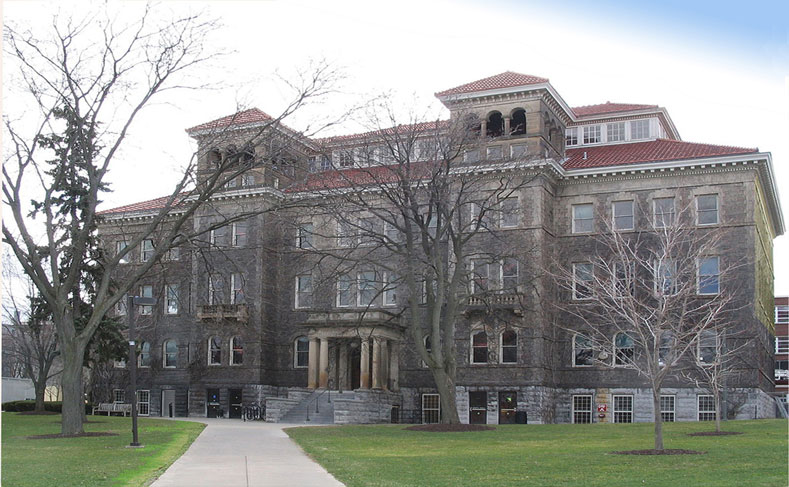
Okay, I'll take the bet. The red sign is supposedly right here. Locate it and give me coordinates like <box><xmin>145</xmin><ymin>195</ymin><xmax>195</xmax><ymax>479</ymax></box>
<box><xmin>597</xmin><ymin>404</ymin><xmax>608</xmax><ymax>412</ymax></box>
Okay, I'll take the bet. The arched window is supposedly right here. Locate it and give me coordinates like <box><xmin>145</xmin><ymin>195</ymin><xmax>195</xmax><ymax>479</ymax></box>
<box><xmin>207</xmin><ymin>149</ymin><xmax>222</xmax><ymax>168</ymax></box>
<box><xmin>487</xmin><ymin>111</ymin><xmax>504</xmax><ymax>138</ymax></box>
<box><xmin>471</xmin><ymin>330</ymin><xmax>488</xmax><ymax>364</ymax></box>
<box><xmin>573</xmin><ymin>334</ymin><xmax>594</xmax><ymax>367</ymax></box>
<box><xmin>163</xmin><ymin>340</ymin><xmax>177</xmax><ymax>368</ymax></box>
<box><xmin>510</xmin><ymin>109</ymin><xmax>526</xmax><ymax>136</ymax></box>
<box><xmin>139</xmin><ymin>342</ymin><xmax>151</xmax><ymax>368</ymax></box>
<box><xmin>463</xmin><ymin>113</ymin><xmax>481</xmax><ymax>137</ymax></box>
<box><xmin>500</xmin><ymin>330</ymin><xmax>517</xmax><ymax>363</ymax></box>
<box><xmin>231</xmin><ymin>336</ymin><xmax>244</xmax><ymax>365</ymax></box>
<box><xmin>208</xmin><ymin>336</ymin><xmax>221</xmax><ymax>365</ymax></box>
<box><xmin>294</xmin><ymin>337</ymin><xmax>309</xmax><ymax>368</ymax></box>
<box><xmin>614</xmin><ymin>333</ymin><xmax>634</xmax><ymax>366</ymax></box>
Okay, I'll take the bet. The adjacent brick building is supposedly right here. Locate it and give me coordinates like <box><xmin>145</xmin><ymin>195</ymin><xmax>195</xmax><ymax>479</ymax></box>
<box><xmin>99</xmin><ymin>72</ymin><xmax>784</xmax><ymax>424</ymax></box>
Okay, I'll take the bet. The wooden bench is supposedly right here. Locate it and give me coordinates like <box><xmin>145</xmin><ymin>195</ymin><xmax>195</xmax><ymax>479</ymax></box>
<box><xmin>92</xmin><ymin>402</ymin><xmax>133</xmax><ymax>416</ymax></box>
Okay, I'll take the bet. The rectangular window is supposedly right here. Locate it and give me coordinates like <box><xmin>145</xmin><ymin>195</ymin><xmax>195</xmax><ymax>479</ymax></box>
<box><xmin>698</xmin><ymin>395</ymin><xmax>716</xmax><ymax>421</ymax></box>
<box><xmin>137</xmin><ymin>390</ymin><xmax>150</xmax><ymax>416</ymax></box>
<box><xmin>139</xmin><ymin>285</ymin><xmax>153</xmax><ymax>315</ymax></box>
<box><xmin>422</xmin><ymin>394</ymin><xmax>440</xmax><ymax>424</ymax></box>
<box><xmin>358</xmin><ymin>217</ymin><xmax>376</xmax><ymax>246</ymax></box>
<box><xmin>698</xmin><ymin>330</ymin><xmax>718</xmax><ymax>363</ymax></box>
<box><xmin>141</xmin><ymin>239</ymin><xmax>154</xmax><ymax>262</ymax></box>
<box><xmin>208</xmin><ymin>336</ymin><xmax>221</xmax><ymax>365</ymax></box>
<box><xmin>295</xmin><ymin>338</ymin><xmax>309</xmax><ymax>368</ymax></box>
<box><xmin>384</xmin><ymin>220</ymin><xmax>401</xmax><ymax>243</ymax></box>
<box><xmin>208</xmin><ymin>275</ymin><xmax>224</xmax><ymax>305</ymax></box>
<box><xmin>469</xmin><ymin>391</ymin><xmax>487</xmax><ymax>425</ymax></box>
<box><xmin>232</xmin><ymin>221</ymin><xmax>247</xmax><ymax>247</ymax></box>
<box><xmin>230</xmin><ymin>273</ymin><xmax>244</xmax><ymax>304</ymax></box>
<box><xmin>115</xmin><ymin>294</ymin><xmax>127</xmax><ymax>316</ymax></box>
<box><xmin>660</xmin><ymin>395</ymin><xmax>675</xmax><ymax>422</ymax></box>
<box><xmin>501</xmin><ymin>258</ymin><xmax>519</xmax><ymax>291</ymax></box>
<box><xmin>500</xmin><ymin>198</ymin><xmax>519</xmax><ymax>228</ymax></box>
<box><xmin>613</xmin><ymin>395</ymin><xmax>633</xmax><ymax>423</ymax></box>
<box><xmin>653</xmin><ymin>197</ymin><xmax>675</xmax><ymax>228</ymax></box>
<box><xmin>607</xmin><ymin>122</ymin><xmax>625</xmax><ymax>142</ymax></box>
<box><xmin>573</xmin><ymin>335</ymin><xmax>594</xmax><ymax>367</ymax></box>
<box><xmin>573</xmin><ymin>263</ymin><xmax>593</xmax><ymax>300</ymax></box>
<box><xmin>775</xmin><ymin>305</ymin><xmax>789</xmax><ymax>324</ymax></box>
<box><xmin>697</xmin><ymin>256</ymin><xmax>720</xmax><ymax>295</ymax></box>
<box><xmin>383</xmin><ymin>272</ymin><xmax>398</xmax><ymax>306</ymax></box>
<box><xmin>776</xmin><ymin>337</ymin><xmax>789</xmax><ymax>354</ymax></box>
<box><xmin>297</xmin><ymin>223</ymin><xmax>314</xmax><ymax>249</ymax></box>
<box><xmin>210</xmin><ymin>226</ymin><xmax>229</xmax><ymax>247</ymax></box>
<box><xmin>464</xmin><ymin>149</ymin><xmax>480</xmax><ymax>163</ymax></box>
<box><xmin>630</xmin><ymin>119</ymin><xmax>650</xmax><ymax>139</ymax></box>
<box><xmin>612</xmin><ymin>200</ymin><xmax>634</xmax><ymax>231</ymax></box>
<box><xmin>163</xmin><ymin>246</ymin><xmax>180</xmax><ymax>261</ymax></box>
<box><xmin>572</xmin><ymin>395</ymin><xmax>592</xmax><ymax>424</ymax></box>
<box><xmin>510</xmin><ymin>144</ymin><xmax>527</xmax><ymax>158</ymax></box>
<box><xmin>113</xmin><ymin>389</ymin><xmax>125</xmax><ymax>403</ymax></box>
<box><xmin>565</xmin><ymin>127</ymin><xmax>578</xmax><ymax>146</ymax></box>
<box><xmin>336</xmin><ymin>274</ymin><xmax>353</xmax><ymax>307</ymax></box>
<box><xmin>165</xmin><ymin>284</ymin><xmax>179</xmax><ymax>314</ymax></box>
<box><xmin>613</xmin><ymin>261</ymin><xmax>635</xmax><ymax>297</ymax></box>
<box><xmin>116</xmin><ymin>241</ymin><xmax>129</xmax><ymax>264</ymax></box>
<box><xmin>486</xmin><ymin>146</ymin><xmax>502</xmax><ymax>160</ymax></box>
<box><xmin>572</xmin><ymin>204</ymin><xmax>594</xmax><ymax>233</ymax></box>
<box><xmin>338</xmin><ymin>150</ymin><xmax>353</xmax><ymax>167</ymax></box>
<box><xmin>338</xmin><ymin>221</ymin><xmax>354</xmax><ymax>247</ymax></box>
<box><xmin>697</xmin><ymin>194</ymin><xmax>719</xmax><ymax>225</ymax></box>
<box><xmin>655</xmin><ymin>259</ymin><xmax>677</xmax><ymax>295</ymax></box>
<box><xmin>583</xmin><ymin>125</ymin><xmax>601</xmax><ymax>144</ymax></box>
<box><xmin>357</xmin><ymin>270</ymin><xmax>376</xmax><ymax>307</ymax></box>
<box><xmin>295</xmin><ymin>274</ymin><xmax>312</xmax><ymax>308</ymax></box>
<box><xmin>472</xmin><ymin>259</ymin><xmax>490</xmax><ymax>294</ymax></box>
<box><xmin>241</xmin><ymin>174</ymin><xmax>255</xmax><ymax>187</ymax></box>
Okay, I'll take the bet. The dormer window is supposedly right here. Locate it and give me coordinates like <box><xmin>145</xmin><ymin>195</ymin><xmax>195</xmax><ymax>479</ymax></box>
<box><xmin>631</xmin><ymin>119</ymin><xmax>650</xmax><ymax>140</ymax></box>
<box><xmin>565</xmin><ymin>128</ymin><xmax>578</xmax><ymax>146</ymax></box>
<box><xmin>510</xmin><ymin>109</ymin><xmax>526</xmax><ymax>136</ymax></box>
<box><xmin>583</xmin><ymin>125</ymin><xmax>601</xmax><ymax>144</ymax></box>
<box><xmin>607</xmin><ymin>122</ymin><xmax>625</xmax><ymax>142</ymax></box>
<box><xmin>337</xmin><ymin>150</ymin><xmax>353</xmax><ymax>168</ymax></box>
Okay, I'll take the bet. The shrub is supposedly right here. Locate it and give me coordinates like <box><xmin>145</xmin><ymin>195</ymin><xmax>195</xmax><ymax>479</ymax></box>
<box><xmin>2</xmin><ymin>400</ymin><xmax>93</xmax><ymax>414</ymax></box>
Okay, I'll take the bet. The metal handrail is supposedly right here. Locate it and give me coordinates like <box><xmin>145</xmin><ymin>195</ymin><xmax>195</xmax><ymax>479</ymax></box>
<box><xmin>305</xmin><ymin>380</ymin><xmax>333</xmax><ymax>422</ymax></box>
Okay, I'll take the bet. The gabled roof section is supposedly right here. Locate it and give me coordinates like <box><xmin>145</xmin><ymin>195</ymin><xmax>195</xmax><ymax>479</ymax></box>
<box><xmin>186</xmin><ymin>108</ymin><xmax>273</xmax><ymax>134</ymax></box>
<box><xmin>435</xmin><ymin>71</ymin><xmax>549</xmax><ymax>97</ymax></box>
<box><xmin>99</xmin><ymin>193</ymin><xmax>186</xmax><ymax>216</ymax></box>
<box><xmin>563</xmin><ymin>139</ymin><xmax>757</xmax><ymax>169</ymax></box>
<box><xmin>315</xmin><ymin>120</ymin><xmax>450</xmax><ymax>146</ymax></box>
<box><xmin>572</xmin><ymin>102</ymin><xmax>660</xmax><ymax>118</ymax></box>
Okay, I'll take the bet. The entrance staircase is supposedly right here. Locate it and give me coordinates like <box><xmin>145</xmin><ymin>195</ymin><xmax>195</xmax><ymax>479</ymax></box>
<box><xmin>278</xmin><ymin>389</ymin><xmax>357</xmax><ymax>424</ymax></box>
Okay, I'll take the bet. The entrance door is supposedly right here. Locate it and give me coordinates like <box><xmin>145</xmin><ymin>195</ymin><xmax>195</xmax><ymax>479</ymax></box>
<box><xmin>499</xmin><ymin>391</ymin><xmax>517</xmax><ymax>424</ymax></box>
<box><xmin>161</xmin><ymin>389</ymin><xmax>176</xmax><ymax>418</ymax></box>
<box><xmin>206</xmin><ymin>388</ymin><xmax>221</xmax><ymax>418</ymax></box>
<box><xmin>229</xmin><ymin>389</ymin><xmax>243</xmax><ymax>419</ymax></box>
<box><xmin>469</xmin><ymin>391</ymin><xmax>487</xmax><ymax>424</ymax></box>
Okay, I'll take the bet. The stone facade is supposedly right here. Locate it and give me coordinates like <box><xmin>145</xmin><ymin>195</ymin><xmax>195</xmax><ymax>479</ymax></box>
<box><xmin>99</xmin><ymin>72</ymin><xmax>783</xmax><ymax>425</ymax></box>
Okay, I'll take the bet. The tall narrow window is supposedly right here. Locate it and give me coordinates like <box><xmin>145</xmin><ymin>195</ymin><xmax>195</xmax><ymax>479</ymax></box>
<box><xmin>653</xmin><ymin>197</ymin><xmax>675</xmax><ymax>228</ymax></box>
<box><xmin>655</xmin><ymin>259</ymin><xmax>677</xmax><ymax>295</ymax></box>
<box><xmin>230</xmin><ymin>336</ymin><xmax>243</xmax><ymax>365</ymax></box>
<box><xmin>613</xmin><ymin>395</ymin><xmax>633</xmax><ymax>423</ymax></box>
<box><xmin>572</xmin><ymin>395</ymin><xmax>592</xmax><ymax>423</ymax></box>
<box><xmin>573</xmin><ymin>334</ymin><xmax>594</xmax><ymax>366</ymax></box>
<box><xmin>422</xmin><ymin>394</ymin><xmax>440</xmax><ymax>424</ymax></box>
<box><xmin>338</xmin><ymin>221</ymin><xmax>354</xmax><ymax>247</ymax></box>
<box><xmin>612</xmin><ymin>200</ymin><xmax>634</xmax><ymax>231</ymax></box>
<box><xmin>208</xmin><ymin>275</ymin><xmax>224</xmax><ymax>305</ymax></box>
<box><xmin>698</xmin><ymin>330</ymin><xmax>718</xmax><ymax>364</ymax></box>
<box><xmin>383</xmin><ymin>272</ymin><xmax>398</xmax><ymax>306</ymax></box>
<box><xmin>232</xmin><ymin>221</ymin><xmax>248</xmax><ymax>247</ymax></box>
<box><xmin>336</xmin><ymin>274</ymin><xmax>353</xmax><ymax>307</ymax></box>
<box><xmin>501</xmin><ymin>258</ymin><xmax>519</xmax><ymax>291</ymax></box>
<box><xmin>471</xmin><ymin>331</ymin><xmax>488</xmax><ymax>364</ymax></box>
<box><xmin>231</xmin><ymin>273</ymin><xmax>244</xmax><ymax>304</ymax></box>
<box><xmin>294</xmin><ymin>337</ymin><xmax>309</xmax><ymax>368</ymax></box>
<box><xmin>137</xmin><ymin>390</ymin><xmax>150</xmax><ymax>416</ymax></box>
<box><xmin>572</xmin><ymin>204</ymin><xmax>594</xmax><ymax>233</ymax></box>
<box><xmin>660</xmin><ymin>395</ymin><xmax>675</xmax><ymax>422</ymax></box>
<box><xmin>500</xmin><ymin>198</ymin><xmax>519</xmax><ymax>228</ymax></box>
<box><xmin>141</xmin><ymin>239</ymin><xmax>154</xmax><ymax>262</ymax></box>
<box><xmin>295</xmin><ymin>274</ymin><xmax>312</xmax><ymax>308</ymax></box>
<box><xmin>698</xmin><ymin>256</ymin><xmax>720</xmax><ymax>295</ymax></box>
<box><xmin>139</xmin><ymin>342</ymin><xmax>151</xmax><ymax>368</ymax></box>
<box><xmin>116</xmin><ymin>241</ymin><xmax>130</xmax><ymax>264</ymax></box>
<box><xmin>696</xmin><ymin>194</ymin><xmax>719</xmax><ymax>225</ymax></box>
<box><xmin>500</xmin><ymin>330</ymin><xmax>517</xmax><ymax>364</ymax></box>
<box><xmin>210</xmin><ymin>226</ymin><xmax>229</xmax><ymax>247</ymax></box>
<box><xmin>573</xmin><ymin>263</ymin><xmax>594</xmax><ymax>300</ymax></box>
<box><xmin>472</xmin><ymin>259</ymin><xmax>490</xmax><ymax>293</ymax></box>
<box><xmin>297</xmin><ymin>223</ymin><xmax>314</xmax><ymax>249</ymax></box>
<box><xmin>357</xmin><ymin>270</ymin><xmax>376</xmax><ymax>307</ymax></box>
<box><xmin>359</xmin><ymin>217</ymin><xmax>376</xmax><ymax>246</ymax></box>
<box><xmin>698</xmin><ymin>395</ymin><xmax>716</xmax><ymax>421</ymax></box>
<box><xmin>165</xmin><ymin>284</ymin><xmax>179</xmax><ymax>314</ymax></box>
<box><xmin>613</xmin><ymin>261</ymin><xmax>635</xmax><ymax>297</ymax></box>
<box><xmin>139</xmin><ymin>285</ymin><xmax>153</xmax><ymax>315</ymax></box>
<box><xmin>565</xmin><ymin>127</ymin><xmax>578</xmax><ymax>146</ymax></box>
<box><xmin>163</xmin><ymin>340</ymin><xmax>177</xmax><ymax>368</ymax></box>
<box><xmin>209</xmin><ymin>337</ymin><xmax>221</xmax><ymax>365</ymax></box>
<box><xmin>614</xmin><ymin>333</ymin><xmax>634</xmax><ymax>366</ymax></box>
<box><xmin>659</xmin><ymin>332</ymin><xmax>675</xmax><ymax>366</ymax></box>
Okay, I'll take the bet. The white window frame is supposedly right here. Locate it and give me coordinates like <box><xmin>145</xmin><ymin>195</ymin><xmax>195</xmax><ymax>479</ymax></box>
<box><xmin>486</xmin><ymin>146</ymin><xmax>503</xmax><ymax>160</ymax></box>
<box><xmin>499</xmin><ymin>330</ymin><xmax>517</xmax><ymax>364</ymax></box>
<box><xmin>297</xmin><ymin>222</ymin><xmax>314</xmax><ymax>249</ymax></box>
<box><xmin>113</xmin><ymin>389</ymin><xmax>125</xmax><ymax>404</ymax></box>
<box><xmin>654</xmin><ymin>259</ymin><xmax>677</xmax><ymax>295</ymax></box>
<box><xmin>116</xmin><ymin>241</ymin><xmax>130</xmax><ymax>264</ymax></box>
<box><xmin>165</xmin><ymin>284</ymin><xmax>179</xmax><ymax>315</ymax></box>
<box><xmin>583</xmin><ymin>125</ymin><xmax>601</xmax><ymax>144</ymax></box>
<box><xmin>613</xmin><ymin>395</ymin><xmax>633</xmax><ymax>423</ymax></box>
<box><xmin>612</xmin><ymin>200</ymin><xmax>634</xmax><ymax>231</ymax></box>
<box><xmin>697</xmin><ymin>330</ymin><xmax>718</xmax><ymax>364</ymax></box>
<box><xmin>337</xmin><ymin>221</ymin><xmax>354</xmax><ymax>248</ymax></box>
<box><xmin>472</xmin><ymin>259</ymin><xmax>490</xmax><ymax>294</ymax></box>
<box><xmin>614</xmin><ymin>333</ymin><xmax>634</xmax><ymax>367</ymax></box>
<box><xmin>295</xmin><ymin>274</ymin><xmax>312</xmax><ymax>309</ymax></box>
<box><xmin>697</xmin><ymin>256</ymin><xmax>720</xmax><ymax>295</ymax></box>
<box><xmin>572</xmin><ymin>395</ymin><xmax>592</xmax><ymax>424</ymax></box>
<box><xmin>572</xmin><ymin>203</ymin><xmax>594</xmax><ymax>233</ymax></box>
<box><xmin>572</xmin><ymin>263</ymin><xmax>594</xmax><ymax>300</ymax></box>
<box><xmin>501</xmin><ymin>258</ymin><xmax>518</xmax><ymax>291</ymax></box>
<box><xmin>139</xmin><ymin>285</ymin><xmax>153</xmax><ymax>315</ymax></box>
<box><xmin>698</xmin><ymin>394</ymin><xmax>716</xmax><ymax>421</ymax></box>
<box><xmin>210</xmin><ymin>226</ymin><xmax>228</xmax><ymax>247</ymax></box>
<box><xmin>208</xmin><ymin>275</ymin><xmax>223</xmax><ymax>305</ymax></box>
<box><xmin>470</xmin><ymin>329</ymin><xmax>489</xmax><ymax>364</ymax></box>
<box><xmin>163</xmin><ymin>340</ymin><xmax>177</xmax><ymax>368</ymax></box>
<box><xmin>565</xmin><ymin>127</ymin><xmax>578</xmax><ymax>146</ymax></box>
<box><xmin>660</xmin><ymin>395</ymin><xmax>675</xmax><ymax>422</ymax></box>
<box><xmin>232</xmin><ymin>221</ymin><xmax>247</xmax><ymax>247</ymax></box>
<box><xmin>422</xmin><ymin>393</ymin><xmax>440</xmax><ymax>424</ymax></box>
<box><xmin>383</xmin><ymin>272</ymin><xmax>398</xmax><ymax>307</ymax></box>
<box><xmin>573</xmin><ymin>334</ymin><xmax>594</xmax><ymax>367</ymax></box>
<box><xmin>230</xmin><ymin>273</ymin><xmax>243</xmax><ymax>304</ymax></box>
<box><xmin>696</xmin><ymin>194</ymin><xmax>719</xmax><ymax>226</ymax></box>
<box><xmin>336</xmin><ymin>273</ymin><xmax>354</xmax><ymax>308</ymax></box>
<box><xmin>294</xmin><ymin>337</ymin><xmax>309</xmax><ymax>368</ymax></box>
<box><xmin>139</xmin><ymin>342</ymin><xmax>151</xmax><ymax>368</ymax></box>
<box><xmin>776</xmin><ymin>337</ymin><xmax>789</xmax><ymax>354</ymax></box>
<box><xmin>163</xmin><ymin>246</ymin><xmax>179</xmax><ymax>261</ymax></box>
<box><xmin>208</xmin><ymin>336</ymin><xmax>221</xmax><ymax>366</ymax></box>
<box><xmin>137</xmin><ymin>390</ymin><xmax>150</xmax><ymax>416</ymax></box>
<box><xmin>653</xmin><ymin>197</ymin><xmax>675</xmax><ymax>228</ymax></box>
<box><xmin>630</xmin><ymin>119</ymin><xmax>650</xmax><ymax>140</ymax></box>
<box><xmin>607</xmin><ymin>122</ymin><xmax>625</xmax><ymax>142</ymax></box>
<box><xmin>775</xmin><ymin>305</ymin><xmax>789</xmax><ymax>324</ymax></box>
<box><xmin>356</xmin><ymin>270</ymin><xmax>377</xmax><ymax>307</ymax></box>
<box><xmin>140</xmin><ymin>239</ymin><xmax>154</xmax><ymax>262</ymax></box>
<box><xmin>230</xmin><ymin>336</ymin><xmax>243</xmax><ymax>365</ymax></box>
<box><xmin>500</xmin><ymin>197</ymin><xmax>520</xmax><ymax>228</ymax></box>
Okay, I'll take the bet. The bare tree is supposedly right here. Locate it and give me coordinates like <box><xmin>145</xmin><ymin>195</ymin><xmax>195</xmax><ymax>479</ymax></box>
<box><xmin>2</xmin><ymin>6</ymin><xmax>340</xmax><ymax>435</ymax></box>
<box><xmin>550</xmin><ymin>202</ymin><xmax>739</xmax><ymax>450</ymax></box>
<box><xmin>290</xmin><ymin>102</ymin><xmax>539</xmax><ymax>423</ymax></box>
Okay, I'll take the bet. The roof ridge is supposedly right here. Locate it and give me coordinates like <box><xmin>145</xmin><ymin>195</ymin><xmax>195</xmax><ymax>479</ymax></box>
<box><xmin>186</xmin><ymin>107</ymin><xmax>274</xmax><ymax>134</ymax></box>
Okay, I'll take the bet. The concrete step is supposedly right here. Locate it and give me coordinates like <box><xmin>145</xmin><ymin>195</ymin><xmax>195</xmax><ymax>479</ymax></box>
<box><xmin>279</xmin><ymin>389</ymin><xmax>355</xmax><ymax>424</ymax></box>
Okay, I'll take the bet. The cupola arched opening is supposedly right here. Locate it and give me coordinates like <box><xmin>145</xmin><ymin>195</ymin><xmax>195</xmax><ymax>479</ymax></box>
<box><xmin>510</xmin><ymin>109</ymin><xmax>526</xmax><ymax>136</ymax></box>
<box><xmin>486</xmin><ymin>111</ymin><xmax>504</xmax><ymax>138</ymax></box>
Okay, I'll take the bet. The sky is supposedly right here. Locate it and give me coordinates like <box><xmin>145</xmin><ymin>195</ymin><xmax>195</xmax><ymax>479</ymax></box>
<box><xmin>3</xmin><ymin>0</ymin><xmax>789</xmax><ymax>293</ymax></box>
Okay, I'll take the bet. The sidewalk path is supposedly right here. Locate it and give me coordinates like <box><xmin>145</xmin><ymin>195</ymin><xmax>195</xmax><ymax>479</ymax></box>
<box><xmin>150</xmin><ymin>418</ymin><xmax>344</xmax><ymax>487</ymax></box>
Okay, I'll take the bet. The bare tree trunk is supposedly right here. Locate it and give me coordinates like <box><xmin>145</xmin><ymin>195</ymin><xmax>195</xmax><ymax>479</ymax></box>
<box><xmin>432</xmin><ymin>368</ymin><xmax>460</xmax><ymax>424</ymax></box>
<box><xmin>714</xmin><ymin>389</ymin><xmax>722</xmax><ymax>433</ymax></box>
<box><xmin>652</xmin><ymin>390</ymin><xmax>664</xmax><ymax>450</ymax></box>
<box><xmin>34</xmin><ymin>381</ymin><xmax>46</xmax><ymax>412</ymax></box>
<box><xmin>60</xmin><ymin>341</ymin><xmax>86</xmax><ymax>435</ymax></box>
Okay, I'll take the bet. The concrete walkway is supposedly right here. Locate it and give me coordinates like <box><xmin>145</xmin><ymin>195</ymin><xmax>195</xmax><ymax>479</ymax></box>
<box><xmin>150</xmin><ymin>418</ymin><xmax>344</xmax><ymax>487</ymax></box>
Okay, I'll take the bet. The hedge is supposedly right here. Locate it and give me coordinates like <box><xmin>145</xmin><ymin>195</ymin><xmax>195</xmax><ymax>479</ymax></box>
<box><xmin>1</xmin><ymin>400</ymin><xmax>93</xmax><ymax>414</ymax></box>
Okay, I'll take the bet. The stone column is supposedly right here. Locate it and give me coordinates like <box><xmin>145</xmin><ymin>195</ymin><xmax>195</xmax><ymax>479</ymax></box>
<box><xmin>360</xmin><ymin>338</ymin><xmax>370</xmax><ymax>389</ymax></box>
<box><xmin>380</xmin><ymin>340</ymin><xmax>389</xmax><ymax>390</ymax></box>
<box><xmin>388</xmin><ymin>341</ymin><xmax>399</xmax><ymax>391</ymax></box>
<box><xmin>307</xmin><ymin>337</ymin><xmax>319</xmax><ymax>389</ymax></box>
<box><xmin>504</xmin><ymin>117</ymin><xmax>511</xmax><ymax>136</ymax></box>
<box><xmin>338</xmin><ymin>342</ymin><xmax>349</xmax><ymax>391</ymax></box>
<box><xmin>319</xmin><ymin>338</ymin><xmax>329</xmax><ymax>388</ymax></box>
<box><xmin>480</xmin><ymin>120</ymin><xmax>487</xmax><ymax>137</ymax></box>
<box><xmin>372</xmin><ymin>338</ymin><xmax>382</xmax><ymax>389</ymax></box>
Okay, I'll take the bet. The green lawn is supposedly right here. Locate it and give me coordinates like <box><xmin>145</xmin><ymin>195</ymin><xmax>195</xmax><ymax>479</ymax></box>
<box><xmin>286</xmin><ymin>419</ymin><xmax>789</xmax><ymax>487</ymax></box>
<box><xmin>1</xmin><ymin>413</ymin><xmax>204</xmax><ymax>487</ymax></box>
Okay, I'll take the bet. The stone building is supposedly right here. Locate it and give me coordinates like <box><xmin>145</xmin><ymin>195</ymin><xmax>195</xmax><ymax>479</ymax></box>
<box><xmin>99</xmin><ymin>72</ymin><xmax>784</xmax><ymax>424</ymax></box>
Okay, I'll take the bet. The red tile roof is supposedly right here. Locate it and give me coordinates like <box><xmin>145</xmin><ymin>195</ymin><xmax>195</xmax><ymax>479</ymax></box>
<box><xmin>435</xmin><ymin>71</ymin><xmax>549</xmax><ymax>97</ymax></box>
<box><xmin>572</xmin><ymin>102</ymin><xmax>659</xmax><ymax>117</ymax></box>
<box><xmin>316</xmin><ymin>120</ymin><xmax>449</xmax><ymax>145</ymax></box>
<box><xmin>186</xmin><ymin>108</ymin><xmax>273</xmax><ymax>134</ymax></box>
<box><xmin>99</xmin><ymin>193</ymin><xmax>186</xmax><ymax>216</ymax></box>
<box><xmin>563</xmin><ymin>139</ymin><xmax>757</xmax><ymax>170</ymax></box>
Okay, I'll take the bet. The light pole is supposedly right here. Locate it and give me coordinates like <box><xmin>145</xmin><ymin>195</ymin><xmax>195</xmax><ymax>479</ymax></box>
<box><xmin>127</xmin><ymin>295</ymin><xmax>156</xmax><ymax>448</ymax></box>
